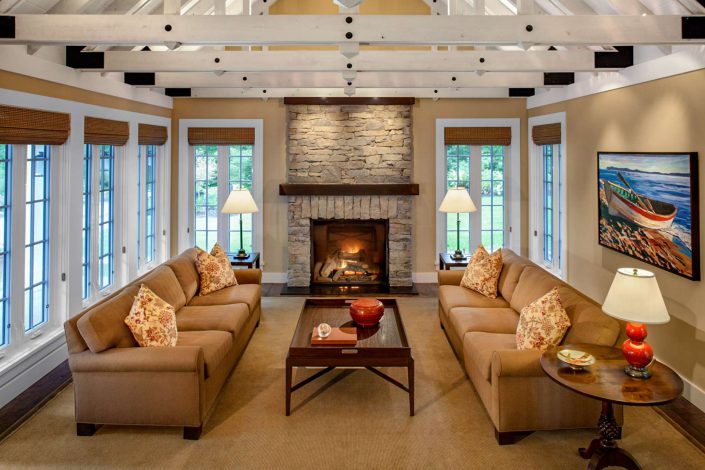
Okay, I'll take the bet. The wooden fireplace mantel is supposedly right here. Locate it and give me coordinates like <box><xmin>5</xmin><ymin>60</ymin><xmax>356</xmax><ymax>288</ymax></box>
<box><xmin>279</xmin><ymin>184</ymin><xmax>419</xmax><ymax>196</ymax></box>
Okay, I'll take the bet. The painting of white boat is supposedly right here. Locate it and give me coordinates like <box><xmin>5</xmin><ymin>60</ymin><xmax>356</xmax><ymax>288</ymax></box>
<box><xmin>598</xmin><ymin>152</ymin><xmax>700</xmax><ymax>281</ymax></box>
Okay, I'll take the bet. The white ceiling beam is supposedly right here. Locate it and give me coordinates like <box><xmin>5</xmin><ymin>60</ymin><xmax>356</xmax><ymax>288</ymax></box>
<box><xmin>164</xmin><ymin>0</ymin><xmax>180</xmax><ymax>14</ymax></box>
<box><xmin>517</xmin><ymin>0</ymin><xmax>535</xmax><ymax>14</ymax></box>
<box><xmin>473</xmin><ymin>0</ymin><xmax>486</xmax><ymax>14</ymax></box>
<box><xmin>146</xmin><ymin>71</ymin><xmax>553</xmax><ymax>88</ymax></box>
<box><xmin>214</xmin><ymin>0</ymin><xmax>224</xmax><ymax>15</ymax></box>
<box><xmin>96</xmin><ymin>49</ymin><xmax>611</xmax><ymax>72</ymax></box>
<box><xmin>4</xmin><ymin>15</ymin><xmax>701</xmax><ymax>46</ymax></box>
<box><xmin>189</xmin><ymin>87</ymin><xmax>516</xmax><ymax>98</ymax></box>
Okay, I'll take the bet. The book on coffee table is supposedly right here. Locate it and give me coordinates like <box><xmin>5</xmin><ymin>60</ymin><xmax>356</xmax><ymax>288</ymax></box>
<box><xmin>311</xmin><ymin>327</ymin><xmax>357</xmax><ymax>346</ymax></box>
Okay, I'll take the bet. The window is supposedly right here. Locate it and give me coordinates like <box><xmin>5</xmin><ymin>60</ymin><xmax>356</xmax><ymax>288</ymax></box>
<box><xmin>538</xmin><ymin>143</ymin><xmax>563</xmax><ymax>272</ymax></box>
<box><xmin>83</xmin><ymin>144</ymin><xmax>117</xmax><ymax>300</ymax></box>
<box><xmin>194</xmin><ymin>145</ymin><xmax>219</xmax><ymax>251</ymax></box>
<box><xmin>24</xmin><ymin>145</ymin><xmax>50</xmax><ymax>331</ymax></box>
<box><xmin>228</xmin><ymin>144</ymin><xmax>253</xmax><ymax>253</ymax></box>
<box><xmin>0</xmin><ymin>145</ymin><xmax>10</xmax><ymax>346</ymax></box>
<box><xmin>543</xmin><ymin>145</ymin><xmax>554</xmax><ymax>263</ymax></box>
<box><xmin>443</xmin><ymin>144</ymin><xmax>507</xmax><ymax>254</ymax></box>
<box><xmin>137</xmin><ymin>144</ymin><xmax>157</xmax><ymax>269</ymax></box>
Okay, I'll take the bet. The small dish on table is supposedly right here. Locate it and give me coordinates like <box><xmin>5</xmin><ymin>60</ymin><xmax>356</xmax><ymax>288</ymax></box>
<box><xmin>557</xmin><ymin>349</ymin><xmax>596</xmax><ymax>370</ymax></box>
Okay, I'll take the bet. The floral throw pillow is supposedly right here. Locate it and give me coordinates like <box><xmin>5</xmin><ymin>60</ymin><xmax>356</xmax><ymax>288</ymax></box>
<box><xmin>460</xmin><ymin>245</ymin><xmax>503</xmax><ymax>299</ymax></box>
<box><xmin>124</xmin><ymin>284</ymin><xmax>178</xmax><ymax>347</ymax></box>
<box><xmin>516</xmin><ymin>287</ymin><xmax>571</xmax><ymax>351</ymax></box>
<box><xmin>195</xmin><ymin>243</ymin><xmax>237</xmax><ymax>296</ymax></box>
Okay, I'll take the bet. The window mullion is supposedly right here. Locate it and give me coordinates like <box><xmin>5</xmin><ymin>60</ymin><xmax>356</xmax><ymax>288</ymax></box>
<box><xmin>9</xmin><ymin>145</ymin><xmax>27</xmax><ymax>351</ymax></box>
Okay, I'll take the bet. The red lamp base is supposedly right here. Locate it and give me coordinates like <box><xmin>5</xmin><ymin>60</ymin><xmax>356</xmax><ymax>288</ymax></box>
<box><xmin>622</xmin><ymin>322</ymin><xmax>654</xmax><ymax>379</ymax></box>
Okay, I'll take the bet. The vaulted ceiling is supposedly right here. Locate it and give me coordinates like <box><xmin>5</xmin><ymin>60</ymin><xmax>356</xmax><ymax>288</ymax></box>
<box><xmin>1</xmin><ymin>0</ymin><xmax>704</xmax><ymax>98</ymax></box>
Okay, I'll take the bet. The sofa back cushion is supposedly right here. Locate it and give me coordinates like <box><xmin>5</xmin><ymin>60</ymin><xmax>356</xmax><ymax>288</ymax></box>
<box><xmin>77</xmin><ymin>284</ymin><xmax>140</xmax><ymax>353</ymax></box>
<box><xmin>497</xmin><ymin>249</ymin><xmax>530</xmax><ymax>303</ymax></box>
<box><xmin>138</xmin><ymin>265</ymin><xmax>187</xmax><ymax>310</ymax></box>
<box><xmin>510</xmin><ymin>266</ymin><xmax>564</xmax><ymax>313</ymax></box>
<box><xmin>165</xmin><ymin>248</ymin><xmax>200</xmax><ymax>302</ymax></box>
<box><xmin>558</xmin><ymin>286</ymin><xmax>620</xmax><ymax>346</ymax></box>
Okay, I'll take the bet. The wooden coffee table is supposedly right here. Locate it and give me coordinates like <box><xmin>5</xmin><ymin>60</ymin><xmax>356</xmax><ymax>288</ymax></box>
<box><xmin>285</xmin><ymin>298</ymin><xmax>414</xmax><ymax>416</ymax></box>
<box><xmin>541</xmin><ymin>344</ymin><xmax>683</xmax><ymax>470</ymax></box>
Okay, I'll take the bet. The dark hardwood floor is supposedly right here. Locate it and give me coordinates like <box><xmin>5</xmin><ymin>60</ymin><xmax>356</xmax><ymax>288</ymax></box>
<box><xmin>1</xmin><ymin>283</ymin><xmax>704</xmax><ymax>455</ymax></box>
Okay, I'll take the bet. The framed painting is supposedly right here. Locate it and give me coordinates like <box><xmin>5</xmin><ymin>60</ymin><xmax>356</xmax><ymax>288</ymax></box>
<box><xmin>598</xmin><ymin>152</ymin><xmax>700</xmax><ymax>281</ymax></box>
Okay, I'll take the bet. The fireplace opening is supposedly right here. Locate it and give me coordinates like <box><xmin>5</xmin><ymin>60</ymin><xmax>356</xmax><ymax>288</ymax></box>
<box><xmin>311</xmin><ymin>219</ymin><xmax>388</xmax><ymax>285</ymax></box>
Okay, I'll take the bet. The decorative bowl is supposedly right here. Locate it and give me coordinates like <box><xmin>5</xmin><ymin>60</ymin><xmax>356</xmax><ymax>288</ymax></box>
<box><xmin>349</xmin><ymin>298</ymin><xmax>385</xmax><ymax>327</ymax></box>
<box><xmin>557</xmin><ymin>349</ymin><xmax>596</xmax><ymax>370</ymax></box>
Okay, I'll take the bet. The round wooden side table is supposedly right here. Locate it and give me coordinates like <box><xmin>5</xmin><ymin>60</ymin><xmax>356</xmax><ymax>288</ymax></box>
<box><xmin>541</xmin><ymin>344</ymin><xmax>683</xmax><ymax>470</ymax></box>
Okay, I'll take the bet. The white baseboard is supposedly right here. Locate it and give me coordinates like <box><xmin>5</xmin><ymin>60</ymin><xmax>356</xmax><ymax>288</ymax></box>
<box><xmin>0</xmin><ymin>332</ymin><xmax>68</xmax><ymax>409</ymax></box>
<box><xmin>678</xmin><ymin>371</ymin><xmax>705</xmax><ymax>413</ymax></box>
<box><xmin>263</xmin><ymin>272</ymin><xmax>439</xmax><ymax>284</ymax></box>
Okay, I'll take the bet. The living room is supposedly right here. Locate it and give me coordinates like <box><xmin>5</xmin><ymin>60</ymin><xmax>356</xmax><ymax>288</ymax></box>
<box><xmin>1</xmin><ymin>0</ymin><xmax>705</xmax><ymax>468</ymax></box>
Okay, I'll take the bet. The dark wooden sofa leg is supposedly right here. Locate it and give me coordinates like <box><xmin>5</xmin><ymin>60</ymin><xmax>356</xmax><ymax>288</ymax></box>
<box><xmin>183</xmin><ymin>425</ymin><xmax>203</xmax><ymax>440</ymax></box>
<box><xmin>495</xmin><ymin>429</ymin><xmax>533</xmax><ymax>445</ymax></box>
<box><xmin>76</xmin><ymin>423</ymin><xmax>98</xmax><ymax>436</ymax></box>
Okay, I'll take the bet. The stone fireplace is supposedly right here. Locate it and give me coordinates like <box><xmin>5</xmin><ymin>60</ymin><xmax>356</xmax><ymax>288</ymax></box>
<box><xmin>285</xmin><ymin>103</ymin><xmax>414</xmax><ymax>290</ymax></box>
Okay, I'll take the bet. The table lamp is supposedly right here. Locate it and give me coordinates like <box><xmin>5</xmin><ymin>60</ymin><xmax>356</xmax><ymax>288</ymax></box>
<box><xmin>439</xmin><ymin>187</ymin><xmax>477</xmax><ymax>260</ymax></box>
<box><xmin>221</xmin><ymin>189</ymin><xmax>259</xmax><ymax>258</ymax></box>
<box><xmin>602</xmin><ymin>268</ymin><xmax>669</xmax><ymax>379</ymax></box>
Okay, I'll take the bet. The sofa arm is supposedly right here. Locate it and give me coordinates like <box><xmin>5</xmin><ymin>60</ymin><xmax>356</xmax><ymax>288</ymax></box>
<box><xmin>69</xmin><ymin>346</ymin><xmax>204</xmax><ymax>374</ymax></box>
<box><xmin>234</xmin><ymin>268</ymin><xmax>262</xmax><ymax>285</ymax></box>
<box><xmin>491</xmin><ymin>349</ymin><xmax>545</xmax><ymax>378</ymax></box>
<box><xmin>438</xmin><ymin>270</ymin><xmax>464</xmax><ymax>286</ymax></box>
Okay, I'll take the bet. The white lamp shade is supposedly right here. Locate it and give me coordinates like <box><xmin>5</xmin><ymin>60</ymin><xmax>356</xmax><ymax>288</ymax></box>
<box><xmin>602</xmin><ymin>268</ymin><xmax>669</xmax><ymax>324</ymax></box>
<box><xmin>221</xmin><ymin>189</ymin><xmax>259</xmax><ymax>214</ymax></box>
<box><xmin>439</xmin><ymin>188</ymin><xmax>477</xmax><ymax>213</ymax></box>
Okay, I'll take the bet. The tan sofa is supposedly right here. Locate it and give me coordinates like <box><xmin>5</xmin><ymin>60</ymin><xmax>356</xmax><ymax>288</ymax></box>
<box><xmin>438</xmin><ymin>249</ymin><xmax>622</xmax><ymax>444</ymax></box>
<box><xmin>63</xmin><ymin>248</ymin><xmax>262</xmax><ymax>440</ymax></box>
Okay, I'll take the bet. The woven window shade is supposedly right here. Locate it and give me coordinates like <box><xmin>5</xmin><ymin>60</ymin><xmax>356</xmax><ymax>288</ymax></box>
<box><xmin>188</xmin><ymin>127</ymin><xmax>255</xmax><ymax>145</ymax></box>
<box><xmin>444</xmin><ymin>127</ymin><xmax>511</xmax><ymax>146</ymax></box>
<box><xmin>84</xmin><ymin>117</ymin><xmax>129</xmax><ymax>146</ymax></box>
<box><xmin>532</xmin><ymin>123</ymin><xmax>562</xmax><ymax>145</ymax></box>
<box><xmin>0</xmin><ymin>104</ymin><xmax>70</xmax><ymax>145</ymax></box>
<box><xmin>138</xmin><ymin>123</ymin><xmax>168</xmax><ymax>145</ymax></box>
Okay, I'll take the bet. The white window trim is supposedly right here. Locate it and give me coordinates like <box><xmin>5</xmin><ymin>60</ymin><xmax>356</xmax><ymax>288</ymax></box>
<box><xmin>177</xmin><ymin>119</ymin><xmax>264</xmax><ymax>263</ymax></box>
<box><xmin>136</xmin><ymin>144</ymin><xmax>164</xmax><ymax>277</ymax></box>
<box><xmin>435</xmin><ymin>118</ymin><xmax>522</xmax><ymax>264</ymax></box>
<box><xmin>528</xmin><ymin>112</ymin><xmax>568</xmax><ymax>280</ymax></box>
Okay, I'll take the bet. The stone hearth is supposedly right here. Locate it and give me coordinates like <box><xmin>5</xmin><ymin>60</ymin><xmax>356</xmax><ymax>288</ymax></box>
<box><xmin>286</xmin><ymin>104</ymin><xmax>414</xmax><ymax>288</ymax></box>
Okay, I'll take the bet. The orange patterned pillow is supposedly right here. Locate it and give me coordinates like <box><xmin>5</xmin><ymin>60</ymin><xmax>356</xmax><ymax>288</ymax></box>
<box><xmin>516</xmin><ymin>287</ymin><xmax>571</xmax><ymax>351</ymax></box>
<box><xmin>195</xmin><ymin>243</ymin><xmax>237</xmax><ymax>296</ymax></box>
<box><xmin>124</xmin><ymin>284</ymin><xmax>178</xmax><ymax>347</ymax></box>
<box><xmin>460</xmin><ymin>245</ymin><xmax>503</xmax><ymax>298</ymax></box>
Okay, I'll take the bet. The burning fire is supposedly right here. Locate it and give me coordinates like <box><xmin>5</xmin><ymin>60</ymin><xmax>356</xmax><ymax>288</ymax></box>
<box><xmin>339</xmin><ymin>238</ymin><xmax>362</xmax><ymax>254</ymax></box>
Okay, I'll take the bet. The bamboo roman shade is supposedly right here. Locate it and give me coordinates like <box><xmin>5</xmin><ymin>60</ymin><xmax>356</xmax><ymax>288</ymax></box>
<box><xmin>187</xmin><ymin>127</ymin><xmax>255</xmax><ymax>145</ymax></box>
<box><xmin>0</xmin><ymin>104</ymin><xmax>70</xmax><ymax>145</ymax></box>
<box><xmin>444</xmin><ymin>127</ymin><xmax>511</xmax><ymax>146</ymax></box>
<box><xmin>84</xmin><ymin>117</ymin><xmax>129</xmax><ymax>146</ymax></box>
<box><xmin>532</xmin><ymin>123</ymin><xmax>562</xmax><ymax>145</ymax></box>
<box><xmin>138</xmin><ymin>123</ymin><xmax>168</xmax><ymax>145</ymax></box>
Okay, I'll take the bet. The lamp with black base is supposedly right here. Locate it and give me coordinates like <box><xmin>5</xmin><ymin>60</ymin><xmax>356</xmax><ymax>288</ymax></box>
<box><xmin>221</xmin><ymin>188</ymin><xmax>259</xmax><ymax>258</ymax></box>
<box><xmin>439</xmin><ymin>187</ymin><xmax>477</xmax><ymax>260</ymax></box>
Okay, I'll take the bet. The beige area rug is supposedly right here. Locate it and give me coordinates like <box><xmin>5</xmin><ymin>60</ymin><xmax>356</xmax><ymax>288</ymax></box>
<box><xmin>1</xmin><ymin>297</ymin><xmax>703</xmax><ymax>469</ymax></box>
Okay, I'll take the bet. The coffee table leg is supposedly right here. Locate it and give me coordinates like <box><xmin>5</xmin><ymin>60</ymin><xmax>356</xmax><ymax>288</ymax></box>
<box><xmin>285</xmin><ymin>357</ymin><xmax>292</xmax><ymax>416</ymax></box>
<box><xmin>408</xmin><ymin>357</ymin><xmax>415</xmax><ymax>417</ymax></box>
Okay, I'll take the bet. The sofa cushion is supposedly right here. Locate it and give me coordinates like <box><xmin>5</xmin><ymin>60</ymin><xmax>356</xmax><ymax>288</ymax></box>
<box><xmin>460</xmin><ymin>246</ymin><xmax>503</xmax><ymax>299</ymax></box>
<box><xmin>176</xmin><ymin>330</ymin><xmax>233</xmax><ymax>379</ymax></box>
<box><xmin>124</xmin><ymin>285</ymin><xmax>178</xmax><ymax>348</ymax></box>
<box><xmin>450</xmin><ymin>307</ymin><xmax>519</xmax><ymax>338</ymax></box>
<box><xmin>195</xmin><ymin>243</ymin><xmax>237</xmax><ymax>296</ymax></box>
<box><xmin>516</xmin><ymin>287</ymin><xmax>571</xmax><ymax>350</ymax></box>
<box><xmin>77</xmin><ymin>284</ymin><xmax>140</xmax><ymax>353</ymax></box>
<box><xmin>137</xmin><ymin>265</ymin><xmax>187</xmax><ymax>311</ymax></box>
<box><xmin>165</xmin><ymin>248</ymin><xmax>200</xmax><ymax>302</ymax></box>
<box><xmin>176</xmin><ymin>304</ymin><xmax>249</xmax><ymax>339</ymax></box>
<box><xmin>497</xmin><ymin>249</ymin><xmax>531</xmax><ymax>303</ymax></box>
<box><xmin>510</xmin><ymin>266</ymin><xmax>564</xmax><ymax>313</ymax></box>
<box><xmin>463</xmin><ymin>332</ymin><xmax>517</xmax><ymax>382</ymax></box>
<box><xmin>187</xmin><ymin>283</ymin><xmax>261</xmax><ymax>313</ymax></box>
<box><xmin>439</xmin><ymin>285</ymin><xmax>510</xmax><ymax>318</ymax></box>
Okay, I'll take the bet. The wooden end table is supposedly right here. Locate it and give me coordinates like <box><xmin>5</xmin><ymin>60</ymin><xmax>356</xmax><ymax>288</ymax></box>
<box><xmin>285</xmin><ymin>298</ymin><xmax>414</xmax><ymax>416</ymax></box>
<box><xmin>228</xmin><ymin>251</ymin><xmax>260</xmax><ymax>269</ymax></box>
<box><xmin>439</xmin><ymin>252</ymin><xmax>469</xmax><ymax>270</ymax></box>
<box><xmin>541</xmin><ymin>344</ymin><xmax>683</xmax><ymax>470</ymax></box>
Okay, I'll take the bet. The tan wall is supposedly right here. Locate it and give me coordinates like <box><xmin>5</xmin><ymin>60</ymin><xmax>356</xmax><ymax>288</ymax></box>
<box><xmin>412</xmin><ymin>98</ymin><xmax>529</xmax><ymax>272</ymax></box>
<box><xmin>0</xmin><ymin>70</ymin><xmax>171</xmax><ymax>117</ymax></box>
<box><xmin>529</xmin><ymin>69</ymin><xmax>705</xmax><ymax>392</ymax></box>
<box><xmin>171</xmin><ymin>98</ymin><xmax>528</xmax><ymax>276</ymax></box>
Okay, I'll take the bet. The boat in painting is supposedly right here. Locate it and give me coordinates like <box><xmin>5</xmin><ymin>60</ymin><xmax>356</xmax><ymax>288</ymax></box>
<box><xmin>602</xmin><ymin>175</ymin><xmax>677</xmax><ymax>230</ymax></box>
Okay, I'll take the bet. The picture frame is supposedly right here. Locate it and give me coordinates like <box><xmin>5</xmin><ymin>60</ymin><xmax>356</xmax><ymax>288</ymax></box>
<box><xmin>597</xmin><ymin>151</ymin><xmax>700</xmax><ymax>281</ymax></box>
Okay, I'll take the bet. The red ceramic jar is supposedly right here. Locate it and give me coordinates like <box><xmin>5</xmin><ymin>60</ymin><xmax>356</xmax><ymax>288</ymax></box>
<box><xmin>349</xmin><ymin>298</ymin><xmax>385</xmax><ymax>327</ymax></box>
